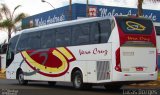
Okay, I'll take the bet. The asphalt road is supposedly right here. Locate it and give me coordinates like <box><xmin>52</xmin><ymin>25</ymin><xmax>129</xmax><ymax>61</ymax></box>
<box><xmin>0</xmin><ymin>79</ymin><xmax>159</xmax><ymax>95</ymax></box>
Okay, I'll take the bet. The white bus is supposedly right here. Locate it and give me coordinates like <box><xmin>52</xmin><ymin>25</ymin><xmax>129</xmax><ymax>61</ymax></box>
<box><xmin>155</xmin><ymin>24</ymin><xmax>160</xmax><ymax>69</ymax></box>
<box><xmin>0</xmin><ymin>43</ymin><xmax>7</xmax><ymax>73</ymax></box>
<box><xmin>6</xmin><ymin>16</ymin><xmax>158</xmax><ymax>89</ymax></box>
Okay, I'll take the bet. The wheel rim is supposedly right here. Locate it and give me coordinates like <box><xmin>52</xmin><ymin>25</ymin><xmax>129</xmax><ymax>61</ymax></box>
<box><xmin>74</xmin><ymin>75</ymin><xmax>82</xmax><ymax>88</ymax></box>
<box><xmin>19</xmin><ymin>73</ymin><xmax>24</xmax><ymax>84</ymax></box>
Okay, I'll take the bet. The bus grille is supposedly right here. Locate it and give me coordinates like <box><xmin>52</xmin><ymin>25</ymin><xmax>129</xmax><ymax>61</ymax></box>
<box><xmin>97</xmin><ymin>61</ymin><xmax>110</xmax><ymax>81</ymax></box>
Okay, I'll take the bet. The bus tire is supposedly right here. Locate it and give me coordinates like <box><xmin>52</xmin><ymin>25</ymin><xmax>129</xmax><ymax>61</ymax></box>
<box><xmin>72</xmin><ymin>70</ymin><xmax>84</xmax><ymax>89</ymax></box>
<box><xmin>18</xmin><ymin>70</ymin><xmax>28</xmax><ymax>85</ymax></box>
<box><xmin>48</xmin><ymin>81</ymin><xmax>56</xmax><ymax>86</ymax></box>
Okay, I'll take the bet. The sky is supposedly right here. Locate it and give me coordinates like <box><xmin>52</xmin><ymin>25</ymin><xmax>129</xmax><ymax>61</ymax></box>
<box><xmin>1</xmin><ymin>0</ymin><xmax>160</xmax><ymax>16</ymax></box>
<box><xmin>0</xmin><ymin>0</ymin><xmax>160</xmax><ymax>44</ymax></box>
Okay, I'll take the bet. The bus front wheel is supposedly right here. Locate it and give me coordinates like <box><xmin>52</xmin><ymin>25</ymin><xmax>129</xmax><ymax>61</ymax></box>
<box><xmin>18</xmin><ymin>70</ymin><xmax>28</xmax><ymax>85</ymax></box>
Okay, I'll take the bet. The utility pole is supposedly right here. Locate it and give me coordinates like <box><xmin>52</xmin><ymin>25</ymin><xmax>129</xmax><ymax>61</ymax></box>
<box><xmin>69</xmin><ymin>0</ymin><xmax>72</xmax><ymax>20</ymax></box>
<box><xmin>86</xmin><ymin>0</ymin><xmax>89</xmax><ymax>17</ymax></box>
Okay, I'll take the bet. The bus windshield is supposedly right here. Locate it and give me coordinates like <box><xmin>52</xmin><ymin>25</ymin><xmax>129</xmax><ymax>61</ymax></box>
<box><xmin>115</xmin><ymin>17</ymin><xmax>153</xmax><ymax>35</ymax></box>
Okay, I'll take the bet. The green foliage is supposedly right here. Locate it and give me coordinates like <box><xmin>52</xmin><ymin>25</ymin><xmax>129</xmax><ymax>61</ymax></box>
<box><xmin>0</xmin><ymin>4</ymin><xmax>28</xmax><ymax>41</ymax></box>
<box><xmin>0</xmin><ymin>19</ymin><xmax>13</xmax><ymax>28</ymax></box>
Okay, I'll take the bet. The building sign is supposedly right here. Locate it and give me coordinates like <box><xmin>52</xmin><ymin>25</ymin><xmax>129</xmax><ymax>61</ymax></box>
<box><xmin>34</xmin><ymin>14</ymin><xmax>65</xmax><ymax>27</ymax></box>
<box><xmin>22</xmin><ymin>6</ymin><xmax>69</xmax><ymax>29</ymax></box>
<box><xmin>22</xmin><ymin>3</ymin><xmax>160</xmax><ymax>29</ymax></box>
<box><xmin>98</xmin><ymin>8</ymin><xmax>157</xmax><ymax>22</ymax></box>
<box><xmin>88</xmin><ymin>6</ymin><xmax>97</xmax><ymax>17</ymax></box>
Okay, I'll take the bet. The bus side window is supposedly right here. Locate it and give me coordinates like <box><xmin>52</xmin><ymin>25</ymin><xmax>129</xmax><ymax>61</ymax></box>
<box><xmin>98</xmin><ymin>20</ymin><xmax>112</xmax><ymax>43</ymax></box>
<box><xmin>0</xmin><ymin>44</ymin><xmax>8</xmax><ymax>54</ymax></box>
<box><xmin>6</xmin><ymin>47</ymin><xmax>14</xmax><ymax>67</ymax></box>
<box><xmin>55</xmin><ymin>27</ymin><xmax>71</xmax><ymax>47</ymax></box>
<box><xmin>90</xmin><ymin>22</ymin><xmax>99</xmax><ymax>44</ymax></box>
<box><xmin>0</xmin><ymin>44</ymin><xmax>1</xmax><ymax>54</ymax></box>
<box><xmin>72</xmin><ymin>24</ymin><xmax>90</xmax><ymax>46</ymax></box>
<box><xmin>17</xmin><ymin>34</ymin><xmax>29</xmax><ymax>51</ymax></box>
<box><xmin>41</xmin><ymin>29</ymin><xmax>55</xmax><ymax>49</ymax></box>
<box><xmin>90</xmin><ymin>20</ymin><xmax>112</xmax><ymax>44</ymax></box>
<box><xmin>28</xmin><ymin>32</ymin><xmax>41</xmax><ymax>49</ymax></box>
<box><xmin>2</xmin><ymin>44</ymin><xmax>8</xmax><ymax>54</ymax></box>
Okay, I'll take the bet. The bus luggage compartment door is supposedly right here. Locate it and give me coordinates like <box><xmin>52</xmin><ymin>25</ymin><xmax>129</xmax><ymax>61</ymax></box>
<box><xmin>120</xmin><ymin>47</ymin><xmax>156</xmax><ymax>73</ymax></box>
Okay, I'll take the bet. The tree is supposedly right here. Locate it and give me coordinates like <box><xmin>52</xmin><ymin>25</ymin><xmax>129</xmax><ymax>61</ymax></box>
<box><xmin>0</xmin><ymin>4</ymin><xmax>27</xmax><ymax>42</ymax></box>
<box><xmin>137</xmin><ymin>0</ymin><xmax>160</xmax><ymax>16</ymax></box>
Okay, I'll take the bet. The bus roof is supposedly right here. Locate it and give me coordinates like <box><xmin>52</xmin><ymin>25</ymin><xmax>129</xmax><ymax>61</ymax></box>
<box><xmin>22</xmin><ymin>16</ymin><xmax>114</xmax><ymax>34</ymax></box>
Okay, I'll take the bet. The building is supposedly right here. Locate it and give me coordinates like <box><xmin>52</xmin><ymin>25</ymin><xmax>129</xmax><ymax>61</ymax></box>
<box><xmin>22</xmin><ymin>3</ymin><xmax>160</xmax><ymax>29</ymax></box>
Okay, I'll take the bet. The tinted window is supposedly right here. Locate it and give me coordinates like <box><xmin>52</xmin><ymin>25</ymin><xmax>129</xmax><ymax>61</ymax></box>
<box><xmin>98</xmin><ymin>20</ymin><xmax>111</xmax><ymax>43</ymax></box>
<box><xmin>110</xmin><ymin>19</ymin><xmax>115</xmax><ymax>32</ymax></box>
<box><xmin>158</xmin><ymin>55</ymin><xmax>160</xmax><ymax>69</ymax></box>
<box><xmin>8</xmin><ymin>35</ymin><xmax>19</xmax><ymax>53</ymax></box>
<box><xmin>0</xmin><ymin>44</ymin><xmax>2</xmax><ymax>54</ymax></box>
<box><xmin>16</xmin><ymin>19</ymin><xmax>113</xmax><ymax>50</ymax></box>
<box><xmin>55</xmin><ymin>27</ymin><xmax>71</xmax><ymax>47</ymax></box>
<box><xmin>90</xmin><ymin>22</ymin><xmax>100</xmax><ymax>44</ymax></box>
<box><xmin>90</xmin><ymin>20</ymin><xmax>112</xmax><ymax>44</ymax></box>
<box><xmin>41</xmin><ymin>29</ymin><xmax>55</xmax><ymax>48</ymax></box>
<box><xmin>17</xmin><ymin>33</ymin><xmax>29</xmax><ymax>51</ymax></box>
<box><xmin>28</xmin><ymin>32</ymin><xmax>41</xmax><ymax>49</ymax></box>
<box><xmin>156</xmin><ymin>26</ymin><xmax>160</xmax><ymax>35</ymax></box>
<box><xmin>6</xmin><ymin>35</ymin><xmax>19</xmax><ymax>67</ymax></box>
<box><xmin>72</xmin><ymin>24</ymin><xmax>90</xmax><ymax>45</ymax></box>
<box><xmin>0</xmin><ymin>44</ymin><xmax>8</xmax><ymax>54</ymax></box>
<box><xmin>116</xmin><ymin>17</ymin><xmax>153</xmax><ymax>35</ymax></box>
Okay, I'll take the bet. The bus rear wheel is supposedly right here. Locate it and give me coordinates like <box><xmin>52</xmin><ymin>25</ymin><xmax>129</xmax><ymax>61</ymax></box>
<box><xmin>18</xmin><ymin>70</ymin><xmax>28</xmax><ymax>85</ymax></box>
<box><xmin>72</xmin><ymin>70</ymin><xmax>84</xmax><ymax>89</ymax></box>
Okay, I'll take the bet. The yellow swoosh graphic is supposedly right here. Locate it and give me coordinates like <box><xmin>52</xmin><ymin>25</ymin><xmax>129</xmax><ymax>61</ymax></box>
<box><xmin>126</xmin><ymin>21</ymin><xmax>146</xmax><ymax>31</ymax></box>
